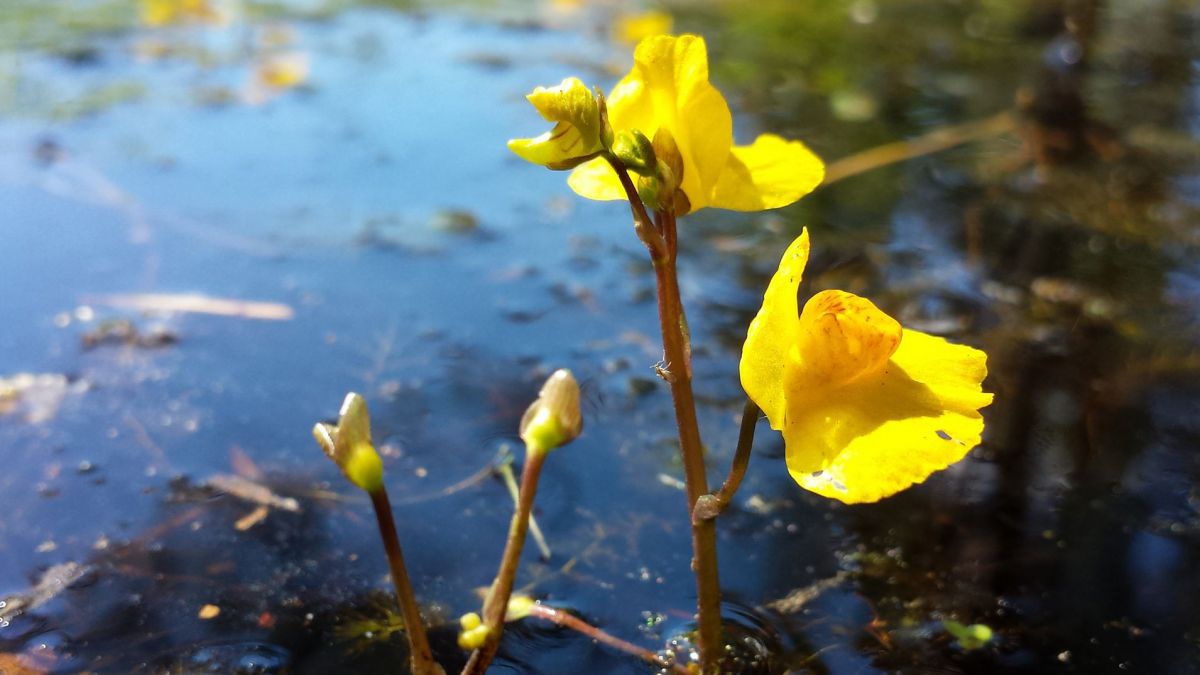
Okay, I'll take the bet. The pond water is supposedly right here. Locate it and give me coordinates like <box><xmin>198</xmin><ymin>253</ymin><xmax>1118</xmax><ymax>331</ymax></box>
<box><xmin>2</xmin><ymin>0</ymin><xmax>1199</xmax><ymax>673</ymax></box>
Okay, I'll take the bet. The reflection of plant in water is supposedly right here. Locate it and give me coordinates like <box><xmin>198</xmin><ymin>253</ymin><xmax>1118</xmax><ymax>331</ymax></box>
<box><xmin>314</xmin><ymin>32</ymin><xmax>992</xmax><ymax>674</ymax></box>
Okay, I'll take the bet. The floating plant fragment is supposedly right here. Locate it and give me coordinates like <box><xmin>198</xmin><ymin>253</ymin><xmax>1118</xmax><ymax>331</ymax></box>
<box><xmin>943</xmin><ymin>620</ymin><xmax>994</xmax><ymax>651</ymax></box>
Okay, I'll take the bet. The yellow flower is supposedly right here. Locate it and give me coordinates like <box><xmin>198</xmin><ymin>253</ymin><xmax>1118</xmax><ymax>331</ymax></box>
<box><xmin>612</xmin><ymin>10</ymin><xmax>674</xmax><ymax>46</ymax></box>
<box><xmin>568</xmin><ymin>34</ymin><xmax>824</xmax><ymax>214</ymax></box>
<box><xmin>140</xmin><ymin>0</ymin><xmax>223</xmax><ymax>27</ymax></box>
<box><xmin>740</xmin><ymin>230</ymin><xmax>992</xmax><ymax>504</ymax></box>
<box><xmin>508</xmin><ymin>77</ymin><xmax>605</xmax><ymax>170</ymax></box>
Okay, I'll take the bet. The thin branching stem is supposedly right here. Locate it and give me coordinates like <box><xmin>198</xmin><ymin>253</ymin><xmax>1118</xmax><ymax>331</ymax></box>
<box><xmin>526</xmin><ymin>603</ymin><xmax>691</xmax><ymax>674</ymax></box>
<box><xmin>462</xmin><ymin>448</ymin><xmax>547</xmax><ymax>674</ymax></box>
<box><xmin>694</xmin><ymin>398</ymin><xmax>759</xmax><ymax>523</ymax></box>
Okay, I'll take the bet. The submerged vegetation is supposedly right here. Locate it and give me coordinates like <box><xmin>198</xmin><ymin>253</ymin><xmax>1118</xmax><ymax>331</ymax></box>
<box><xmin>1</xmin><ymin>0</ymin><xmax>1199</xmax><ymax>673</ymax></box>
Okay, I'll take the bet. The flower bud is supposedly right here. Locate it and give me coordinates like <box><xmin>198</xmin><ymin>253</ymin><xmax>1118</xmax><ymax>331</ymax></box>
<box><xmin>518</xmin><ymin>369</ymin><xmax>583</xmax><ymax>454</ymax></box>
<box><xmin>611</xmin><ymin>129</ymin><xmax>656</xmax><ymax>176</ymax></box>
<box><xmin>312</xmin><ymin>392</ymin><xmax>384</xmax><ymax>494</ymax></box>
<box><xmin>505</xmin><ymin>595</ymin><xmax>535</xmax><ymax>621</ymax></box>
<box><xmin>457</xmin><ymin>612</ymin><xmax>489</xmax><ymax>650</ymax></box>
<box><xmin>652</xmin><ymin>128</ymin><xmax>684</xmax><ymax>193</ymax></box>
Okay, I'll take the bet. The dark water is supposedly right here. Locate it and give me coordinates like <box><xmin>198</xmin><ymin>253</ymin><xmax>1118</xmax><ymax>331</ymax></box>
<box><xmin>2</xmin><ymin>0</ymin><xmax>1199</xmax><ymax>673</ymax></box>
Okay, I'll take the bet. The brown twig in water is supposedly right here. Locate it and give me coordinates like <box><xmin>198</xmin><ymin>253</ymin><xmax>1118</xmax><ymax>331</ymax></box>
<box><xmin>822</xmin><ymin>111</ymin><xmax>1016</xmax><ymax>186</ymax></box>
<box><xmin>526</xmin><ymin>603</ymin><xmax>690</xmax><ymax>674</ymax></box>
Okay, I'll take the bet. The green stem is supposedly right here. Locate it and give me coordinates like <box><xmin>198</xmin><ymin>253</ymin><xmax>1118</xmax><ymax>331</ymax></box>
<box><xmin>694</xmin><ymin>399</ymin><xmax>759</xmax><ymax>523</ymax></box>
<box><xmin>462</xmin><ymin>447</ymin><xmax>547</xmax><ymax>674</ymax></box>
<box><xmin>369</xmin><ymin>488</ymin><xmax>443</xmax><ymax>675</ymax></box>
<box><xmin>497</xmin><ymin>453</ymin><xmax>551</xmax><ymax>559</ymax></box>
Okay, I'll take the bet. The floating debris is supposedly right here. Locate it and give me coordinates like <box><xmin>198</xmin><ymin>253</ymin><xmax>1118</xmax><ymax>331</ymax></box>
<box><xmin>943</xmin><ymin>620</ymin><xmax>994</xmax><ymax>651</ymax></box>
<box><xmin>0</xmin><ymin>373</ymin><xmax>88</xmax><ymax>424</ymax></box>
<box><xmin>80</xmin><ymin>318</ymin><xmax>178</xmax><ymax>350</ymax></box>
<box><xmin>0</xmin><ymin>562</ymin><xmax>91</xmax><ymax>623</ymax></box>
<box><xmin>203</xmin><ymin>474</ymin><xmax>302</xmax><ymax>513</ymax></box>
<box><xmin>234</xmin><ymin>505</ymin><xmax>270</xmax><ymax>531</ymax></box>
<box><xmin>198</xmin><ymin>604</ymin><xmax>222</xmax><ymax>620</ymax></box>
<box><xmin>89</xmin><ymin>293</ymin><xmax>294</xmax><ymax>321</ymax></box>
<box><xmin>765</xmin><ymin>571</ymin><xmax>849</xmax><ymax>614</ymax></box>
<box><xmin>429</xmin><ymin>209</ymin><xmax>479</xmax><ymax>234</ymax></box>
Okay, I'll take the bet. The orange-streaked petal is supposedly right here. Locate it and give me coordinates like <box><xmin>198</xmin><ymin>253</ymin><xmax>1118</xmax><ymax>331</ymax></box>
<box><xmin>788</xmin><ymin>290</ymin><xmax>901</xmax><ymax>390</ymax></box>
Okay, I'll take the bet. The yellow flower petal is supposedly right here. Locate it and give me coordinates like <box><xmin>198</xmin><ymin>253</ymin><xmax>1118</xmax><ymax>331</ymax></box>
<box><xmin>783</xmin><ymin>330</ymin><xmax>991</xmax><ymax>503</ymax></box>
<box><xmin>565</xmin><ymin>155</ymin><xmax>626</xmax><ymax>201</ymax></box>
<box><xmin>576</xmin><ymin>35</ymin><xmax>732</xmax><ymax>210</ymax></box>
<box><xmin>740</xmin><ymin>230</ymin><xmax>810</xmax><ymax>428</ymax></box>
<box><xmin>510</xmin><ymin>77</ymin><xmax>604</xmax><ymax>170</ymax></box>
<box><xmin>509</xmin><ymin>123</ymin><xmax>597</xmax><ymax>170</ymax></box>
<box><xmin>709</xmin><ymin>134</ymin><xmax>826</xmax><ymax>212</ymax></box>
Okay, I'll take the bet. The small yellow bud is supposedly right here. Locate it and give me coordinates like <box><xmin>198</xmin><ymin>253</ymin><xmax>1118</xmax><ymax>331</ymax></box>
<box><xmin>312</xmin><ymin>393</ymin><xmax>385</xmax><ymax>494</ymax></box>
<box><xmin>518</xmin><ymin>369</ymin><xmax>583</xmax><ymax>453</ymax></box>
<box><xmin>459</xmin><ymin>612</ymin><xmax>482</xmax><ymax>631</ymax></box>
<box><xmin>505</xmin><ymin>595</ymin><xmax>535</xmax><ymax>621</ymax></box>
<box><xmin>611</xmin><ymin>129</ymin><xmax>656</xmax><ymax>176</ymax></box>
<box><xmin>457</xmin><ymin>623</ymin><xmax>490</xmax><ymax>650</ymax></box>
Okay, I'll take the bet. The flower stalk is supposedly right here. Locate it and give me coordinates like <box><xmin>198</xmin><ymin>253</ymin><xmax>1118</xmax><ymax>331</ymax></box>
<box><xmin>694</xmin><ymin>398</ymin><xmax>760</xmax><ymax>523</ymax></box>
<box><xmin>462</xmin><ymin>369</ymin><xmax>582</xmax><ymax>674</ymax></box>
<box><xmin>461</xmin><ymin>447</ymin><xmax>547</xmax><ymax>674</ymax></box>
<box><xmin>608</xmin><ymin>156</ymin><xmax>723</xmax><ymax>671</ymax></box>
<box><xmin>313</xmin><ymin>393</ymin><xmax>442</xmax><ymax>675</ymax></box>
<box><xmin>370</xmin><ymin>487</ymin><xmax>442</xmax><ymax>675</ymax></box>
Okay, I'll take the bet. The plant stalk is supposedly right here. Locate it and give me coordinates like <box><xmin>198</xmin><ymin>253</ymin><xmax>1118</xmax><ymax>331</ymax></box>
<box><xmin>607</xmin><ymin>155</ymin><xmax>723</xmax><ymax>672</ymax></box>
<box><xmin>694</xmin><ymin>399</ymin><xmax>759</xmax><ymax>523</ymax></box>
<box><xmin>650</xmin><ymin>213</ymin><xmax>724</xmax><ymax>672</ymax></box>
<box><xmin>462</xmin><ymin>447</ymin><xmax>547</xmax><ymax>674</ymax></box>
<box><xmin>369</xmin><ymin>488</ymin><xmax>442</xmax><ymax>675</ymax></box>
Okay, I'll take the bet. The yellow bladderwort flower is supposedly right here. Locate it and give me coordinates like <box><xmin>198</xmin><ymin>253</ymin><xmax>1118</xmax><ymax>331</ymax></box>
<box><xmin>612</xmin><ymin>10</ymin><xmax>674</xmax><ymax>46</ymax></box>
<box><xmin>568</xmin><ymin>34</ymin><xmax>825</xmax><ymax>214</ymax></box>
<box><xmin>508</xmin><ymin>77</ymin><xmax>606</xmax><ymax>170</ymax></box>
<box><xmin>740</xmin><ymin>230</ymin><xmax>992</xmax><ymax>503</ymax></box>
<box><xmin>140</xmin><ymin>0</ymin><xmax>223</xmax><ymax>27</ymax></box>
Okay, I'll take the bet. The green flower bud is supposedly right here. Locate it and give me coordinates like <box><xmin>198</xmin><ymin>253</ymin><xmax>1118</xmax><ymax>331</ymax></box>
<box><xmin>611</xmin><ymin>129</ymin><xmax>657</xmax><ymax>176</ymax></box>
<box><xmin>312</xmin><ymin>393</ymin><xmax>384</xmax><ymax>494</ymax></box>
<box><xmin>518</xmin><ymin>369</ymin><xmax>582</xmax><ymax>454</ymax></box>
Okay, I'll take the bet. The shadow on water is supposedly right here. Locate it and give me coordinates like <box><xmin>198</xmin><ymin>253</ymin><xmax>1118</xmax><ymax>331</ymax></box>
<box><xmin>2</xmin><ymin>0</ymin><xmax>1200</xmax><ymax>672</ymax></box>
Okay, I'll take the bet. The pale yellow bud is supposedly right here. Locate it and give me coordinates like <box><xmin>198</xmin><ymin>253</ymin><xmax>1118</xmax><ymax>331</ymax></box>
<box><xmin>518</xmin><ymin>369</ymin><xmax>583</xmax><ymax>453</ymax></box>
